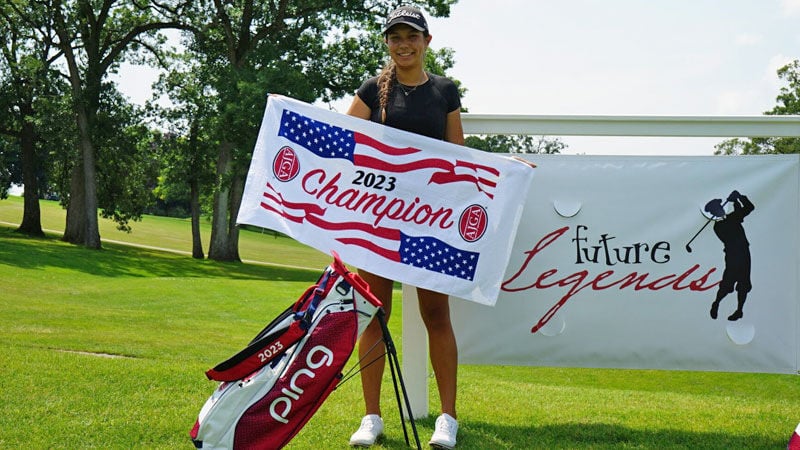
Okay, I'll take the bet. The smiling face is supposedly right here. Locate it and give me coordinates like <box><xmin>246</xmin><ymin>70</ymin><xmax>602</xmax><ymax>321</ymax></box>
<box><xmin>385</xmin><ymin>24</ymin><xmax>431</xmax><ymax>71</ymax></box>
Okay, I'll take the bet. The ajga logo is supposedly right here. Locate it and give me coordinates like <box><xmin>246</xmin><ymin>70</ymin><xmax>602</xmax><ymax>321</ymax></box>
<box><xmin>459</xmin><ymin>204</ymin><xmax>487</xmax><ymax>243</ymax></box>
<box><xmin>273</xmin><ymin>146</ymin><xmax>300</xmax><ymax>182</ymax></box>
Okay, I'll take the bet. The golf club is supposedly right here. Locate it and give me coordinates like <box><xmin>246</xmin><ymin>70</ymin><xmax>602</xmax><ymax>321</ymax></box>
<box><xmin>685</xmin><ymin>199</ymin><xmax>729</xmax><ymax>253</ymax></box>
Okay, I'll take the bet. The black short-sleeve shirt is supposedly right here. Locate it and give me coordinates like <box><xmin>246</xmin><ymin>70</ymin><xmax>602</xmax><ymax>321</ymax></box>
<box><xmin>356</xmin><ymin>73</ymin><xmax>461</xmax><ymax>140</ymax></box>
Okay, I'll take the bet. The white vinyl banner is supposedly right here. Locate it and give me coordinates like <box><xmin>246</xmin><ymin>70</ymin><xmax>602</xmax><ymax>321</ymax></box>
<box><xmin>450</xmin><ymin>154</ymin><xmax>799</xmax><ymax>374</ymax></box>
<box><xmin>237</xmin><ymin>96</ymin><xmax>535</xmax><ymax>305</ymax></box>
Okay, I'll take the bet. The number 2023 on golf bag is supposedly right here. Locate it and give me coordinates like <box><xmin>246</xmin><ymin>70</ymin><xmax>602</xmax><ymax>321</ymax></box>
<box><xmin>190</xmin><ymin>252</ymin><xmax>382</xmax><ymax>449</ymax></box>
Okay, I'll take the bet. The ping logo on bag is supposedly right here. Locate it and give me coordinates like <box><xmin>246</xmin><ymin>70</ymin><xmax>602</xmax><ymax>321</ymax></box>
<box><xmin>269</xmin><ymin>345</ymin><xmax>334</xmax><ymax>424</ymax></box>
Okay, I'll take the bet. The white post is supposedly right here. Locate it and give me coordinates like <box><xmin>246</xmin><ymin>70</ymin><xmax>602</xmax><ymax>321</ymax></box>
<box><xmin>400</xmin><ymin>284</ymin><xmax>429</xmax><ymax>418</ymax></box>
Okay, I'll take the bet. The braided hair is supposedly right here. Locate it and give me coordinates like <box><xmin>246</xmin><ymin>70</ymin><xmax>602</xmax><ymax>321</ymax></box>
<box><xmin>376</xmin><ymin>61</ymin><xmax>397</xmax><ymax>124</ymax></box>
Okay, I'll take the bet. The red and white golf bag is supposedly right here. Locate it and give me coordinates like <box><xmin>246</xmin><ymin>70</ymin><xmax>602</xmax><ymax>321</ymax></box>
<box><xmin>190</xmin><ymin>253</ymin><xmax>382</xmax><ymax>449</ymax></box>
<box><xmin>788</xmin><ymin>422</ymin><xmax>800</xmax><ymax>450</ymax></box>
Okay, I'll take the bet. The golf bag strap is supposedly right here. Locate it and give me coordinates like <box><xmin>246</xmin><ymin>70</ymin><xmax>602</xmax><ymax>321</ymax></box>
<box><xmin>204</xmin><ymin>264</ymin><xmax>341</xmax><ymax>382</ymax></box>
<box><xmin>205</xmin><ymin>321</ymin><xmax>307</xmax><ymax>381</ymax></box>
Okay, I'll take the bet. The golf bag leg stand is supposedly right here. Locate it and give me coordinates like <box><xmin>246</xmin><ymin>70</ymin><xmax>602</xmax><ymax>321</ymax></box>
<box><xmin>376</xmin><ymin>308</ymin><xmax>422</xmax><ymax>450</ymax></box>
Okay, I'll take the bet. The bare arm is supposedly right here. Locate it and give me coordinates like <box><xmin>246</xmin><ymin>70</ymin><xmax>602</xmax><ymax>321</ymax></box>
<box><xmin>347</xmin><ymin>94</ymin><xmax>372</xmax><ymax>120</ymax></box>
<box><xmin>445</xmin><ymin>109</ymin><xmax>464</xmax><ymax>145</ymax></box>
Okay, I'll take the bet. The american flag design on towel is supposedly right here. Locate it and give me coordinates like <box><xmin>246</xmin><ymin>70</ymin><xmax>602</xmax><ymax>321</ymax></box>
<box><xmin>259</xmin><ymin>183</ymin><xmax>479</xmax><ymax>281</ymax></box>
<box><xmin>278</xmin><ymin>109</ymin><xmax>500</xmax><ymax>198</ymax></box>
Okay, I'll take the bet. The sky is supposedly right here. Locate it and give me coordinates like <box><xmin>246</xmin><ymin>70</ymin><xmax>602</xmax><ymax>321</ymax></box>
<box><xmin>116</xmin><ymin>0</ymin><xmax>800</xmax><ymax>156</ymax></box>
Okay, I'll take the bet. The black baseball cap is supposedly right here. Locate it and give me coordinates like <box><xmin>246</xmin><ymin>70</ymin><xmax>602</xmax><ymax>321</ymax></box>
<box><xmin>383</xmin><ymin>5</ymin><xmax>429</xmax><ymax>34</ymax></box>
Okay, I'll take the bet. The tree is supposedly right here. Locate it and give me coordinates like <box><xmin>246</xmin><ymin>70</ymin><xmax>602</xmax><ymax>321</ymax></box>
<box><xmin>93</xmin><ymin>89</ymin><xmax>161</xmax><ymax>233</ymax></box>
<box><xmin>0</xmin><ymin>1</ymin><xmax>65</xmax><ymax>236</ymax></box>
<box><xmin>150</xmin><ymin>58</ymin><xmax>218</xmax><ymax>258</ymax></box>
<box><xmin>42</xmin><ymin>0</ymin><xmax>192</xmax><ymax>248</ymax></box>
<box><xmin>177</xmin><ymin>0</ymin><xmax>457</xmax><ymax>261</ymax></box>
<box><xmin>465</xmin><ymin>134</ymin><xmax>566</xmax><ymax>154</ymax></box>
<box><xmin>715</xmin><ymin>59</ymin><xmax>800</xmax><ymax>155</ymax></box>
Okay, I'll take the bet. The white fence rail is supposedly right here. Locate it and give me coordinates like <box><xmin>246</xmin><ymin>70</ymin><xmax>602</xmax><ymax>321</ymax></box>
<box><xmin>461</xmin><ymin>114</ymin><xmax>800</xmax><ymax>137</ymax></box>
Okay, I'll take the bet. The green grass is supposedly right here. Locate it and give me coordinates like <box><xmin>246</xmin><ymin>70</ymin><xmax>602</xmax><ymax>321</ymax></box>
<box><xmin>0</xmin><ymin>195</ymin><xmax>331</xmax><ymax>269</ymax></box>
<box><xmin>1</xmin><ymin>196</ymin><xmax>798</xmax><ymax>449</ymax></box>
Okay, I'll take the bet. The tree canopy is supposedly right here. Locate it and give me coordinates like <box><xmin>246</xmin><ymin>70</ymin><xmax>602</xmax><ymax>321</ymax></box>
<box><xmin>715</xmin><ymin>59</ymin><xmax>800</xmax><ymax>155</ymax></box>
<box><xmin>465</xmin><ymin>134</ymin><xmax>565</xmax><ymax>154</ymax></box>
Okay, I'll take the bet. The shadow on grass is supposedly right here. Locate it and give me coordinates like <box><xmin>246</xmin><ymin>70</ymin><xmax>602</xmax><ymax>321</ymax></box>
<box><xmin>0</xmin><ymin>227</ymin><xmax>320</xmax><ymax>282</ymax></box>
<box><xmin>460</xmin><ymin>420</ymin><xmax>787</xmax><ymax>449</ymax></box>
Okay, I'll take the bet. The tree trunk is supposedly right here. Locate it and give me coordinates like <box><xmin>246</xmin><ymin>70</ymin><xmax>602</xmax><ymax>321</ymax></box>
<box><xmin>225</xmin><ymin>168</ymin><xmax>244</xmax><ymax>261</ymax></box>
<box><xmin>63</xmin><ymin>126</ymin><xmax>100</xmax><ymax>248</ymax></box>
<box><xmin>76</xmin><ymin>109</ymin><xmax>101</xmax><ymax>249</ymax></box>
<box><xmin>17</xmin><ymin>112</ymin><xmax>44</xmax><ymax>237</ymax></box>
<box><xmin>190</xmin><ymin>179</ymin><xmax>204</xmax><ymax>259</ymax></box>
<box><xmin>53</xmin><ymin>5</ymin><xmax>102</xmax><ymax>250</ymax></box>
<box><xmin>188</xmin><ymin>120</ymin><xmax>204</xmax><ymax>259</ymax></box>
<box><xmin>62</xmin><ymin>158</ymin><xmax>86</xmax><ymax>244</ymax></box>
<box><xmin>208</xmin><ymin>141</ymin><xmax>236</xmax><ymax>261</ymax></box>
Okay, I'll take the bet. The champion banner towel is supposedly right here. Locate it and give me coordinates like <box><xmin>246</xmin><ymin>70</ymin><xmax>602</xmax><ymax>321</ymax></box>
<box><xmin>237</xmin><ymin>95</ymin><xmax>535</xmax><ymax>305</ymax></box>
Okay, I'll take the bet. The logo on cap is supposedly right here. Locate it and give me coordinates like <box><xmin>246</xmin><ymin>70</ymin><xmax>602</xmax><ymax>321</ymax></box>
<box><xmin>388</xmin><ymin>9</ymin><xmax>422</xmax><ymax>22</ymax></box>
<box><xmin>384</xmin><ymin>6</ymin><xmax>427</xmax><ymax>32</ymax></box>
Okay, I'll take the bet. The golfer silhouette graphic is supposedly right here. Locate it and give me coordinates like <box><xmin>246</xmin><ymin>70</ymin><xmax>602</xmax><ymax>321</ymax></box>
<box><xmin>706</xmin><ymin>190</ymin><xmax>755</xmax><ymax>321</ymax></box>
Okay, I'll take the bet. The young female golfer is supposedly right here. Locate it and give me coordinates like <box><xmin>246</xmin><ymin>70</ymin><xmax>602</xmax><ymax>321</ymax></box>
<box><xmin>346</xmin><ymin>5</ymin><xmax>463</xmax><ymax>449</ymax></box>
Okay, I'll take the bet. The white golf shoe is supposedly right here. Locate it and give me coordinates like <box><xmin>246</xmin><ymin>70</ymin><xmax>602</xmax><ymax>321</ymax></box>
<box><xmin>429</xmin><ymin>413</ymin><xmax>458</xmax><ymax>449</ymax></box>
<box><xmin>349</xmin><ymin>414</ymin><xmax>384</xmax><ymax>447</ymax></box>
